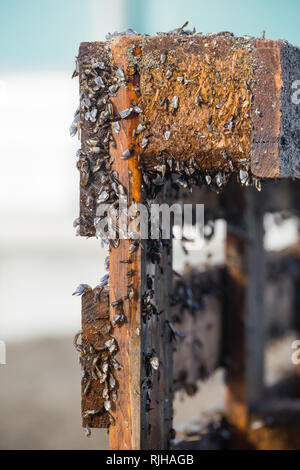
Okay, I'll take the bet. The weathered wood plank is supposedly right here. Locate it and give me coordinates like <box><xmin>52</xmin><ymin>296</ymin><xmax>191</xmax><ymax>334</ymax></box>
<box><xmin>80</xmin><ymin>266</ymin><xmax>225</xmax><ymax>413</ymax></box>
<box><xmin>108</xmin><ymin>37</ymin><xmax>174</xmax><ymax>450</ymax></box>
<box><xmin>107</xmin><ymin>36</ymin><xmax>142</xmax><ymax>451</ymax></box>
<box><xmin>224</xmin><ymin>182</ymin><xmax>265</xmax><ymax>431</ymax></box>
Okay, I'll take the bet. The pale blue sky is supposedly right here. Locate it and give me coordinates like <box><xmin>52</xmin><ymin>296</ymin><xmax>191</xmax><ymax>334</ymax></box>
<box><xmin>0</xmin><ymin>0</ymin><xmax>299</xmax><ymax>71</ymax></box>
<box><xmin>127</xmin><ymin>0</ymin><xmax>300</xmax><ymax>46</ymax></box>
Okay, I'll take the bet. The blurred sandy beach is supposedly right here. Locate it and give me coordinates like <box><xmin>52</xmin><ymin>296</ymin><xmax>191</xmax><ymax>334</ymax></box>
<box><xmin>0</xmin><ymin>336</ymin><xmax>225</xmax><ymax>450</ymax></box>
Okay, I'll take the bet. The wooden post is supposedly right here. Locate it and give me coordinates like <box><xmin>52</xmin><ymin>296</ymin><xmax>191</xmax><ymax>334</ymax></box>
<box><xmin>108</xmin><ymin>37</ymin><xmax>173</xmax><ymax>450</ymax></box>
<box><xmin>74</xmin><ymin>29</ymin><xmax>300</xmax><ymax>450</ymax></box>
<box><xmin>224</xmin><ymin>182</ymin><xmax>265</xmax><ymax>434</ymax></box>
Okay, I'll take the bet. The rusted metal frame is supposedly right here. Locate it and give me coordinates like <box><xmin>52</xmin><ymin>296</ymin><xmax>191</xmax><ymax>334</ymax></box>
<box><xmin>224</xmin><ymin>183</ymin><xmax>265</xmax><ymax>433</ymax></box>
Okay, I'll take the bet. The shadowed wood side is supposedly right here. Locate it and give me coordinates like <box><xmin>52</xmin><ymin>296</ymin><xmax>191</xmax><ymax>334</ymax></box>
<box><xmin>224</xmin><ymin>182</ymin><xmax>264</xmax><ymax>441</ymax></box>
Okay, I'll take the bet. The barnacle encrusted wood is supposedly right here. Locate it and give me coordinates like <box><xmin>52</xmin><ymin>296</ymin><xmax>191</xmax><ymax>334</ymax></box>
<box><xmin>131</xmin><ymin>36</ymin><xmax>300</xmax><ymax>178</ymax></box>
<box><xmin>80</xmin><ymin>288</ymin><xmax>116</xmax><ymax>429</ymax></box>
<box><xmin>72</xmin><ymin>27</ymin><xmax>299</xmax><ymax>449</ymax></box>
<box><xmin>76</xmin><ymin>42</ymin><xmax>113</xmax><ymax>237</ymax></box>
<box><xmin>132</xmin><ymin>34</ymin><xmax>254</xmax><ymax>172</ymax></box>
<box><xmin>74</xmin><ymin>32</ymin><xmax>299</xmax><ymax>238</ymax></box>
<box><xmin>79</xmin><ymin>267</ymin><xmax>224</xmax><ymax>425</ymax></box>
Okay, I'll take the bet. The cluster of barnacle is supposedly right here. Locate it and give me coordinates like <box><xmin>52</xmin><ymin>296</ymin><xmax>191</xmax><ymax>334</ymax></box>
<box><xmin>171</xmin><ymin>276</ymin><xmax>201</xmax><ymax>318</ymax></box>
<box><xmin>141</xmin><ymin>348</ymin><xmax>161</xmax><ymax>417</ymax></box>
<box><xmin>128</xmin><ymin>32</ymin><xmax>261</xmax><ymax>194</ymax></box>
<box><xmin>73</xmin><ymin>270</ymin><xmax>125</xmax><ymax>436</ymax></box>
<box><xmin>72</xmin><ymin>270</ymin><xmax>109</xmax><ymax>299</ymax></box>
<box><xmin>171</xmin><ymin>268</ymin><xmax>222</xmax><ymax>321</ymax></box>
<box><xmin>147</xmin><ymin>155</ymin><xmax>227</xmax><ymax>195</ymax></box>
<box><xmin>71</xmin><ymin>25</ymin><xmax>262</xmax><ymax>243</ymax></box>
<box><xmin>74</xmin><ymin>329</ymin><xmax>120</xmax><ymax>436</ymax></box>
<box><xmin>105</xmin><ymin>22</ymin><xmax>196</xmax><ymax>41</ymax></box>
<box><xmin>71</xmin><ymin>48</ymin><xmax>139</xmax><ymax>240</ymax></box>
<box><xmin>71</xmin><ymin>52</ymin><xmax>148</xmax><ymax>245</ymax></box>
<box><xmin>141</xmin><ymin>288</ymin><xmax>159</xmax><ymax>321</ymax></box>
<box><xmin>142</xmin><ymin>154</ymin><xmax>261</xmax><ymax>195</ymax></box>
<box><xmin>157</xmin><ymin>21</ymin><xmax>196</xmax><ymax>37</ymax></box>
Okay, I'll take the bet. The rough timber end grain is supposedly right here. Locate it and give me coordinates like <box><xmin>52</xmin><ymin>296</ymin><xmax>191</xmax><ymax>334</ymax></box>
<box><xmin>131</xmin><ymin>34</ymin><xmax>254</xmax><ymax>172</ymax></box>
<box><xmin>123</xmin><ymin>34</ymin><xmax>300</xmax><ymax>178</ymax></box>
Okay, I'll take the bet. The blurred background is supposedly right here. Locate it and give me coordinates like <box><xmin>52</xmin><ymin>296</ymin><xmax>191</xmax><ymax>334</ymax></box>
<box><xmin>0</xmin><ymin>0</ymin><xmax>300</xmax><ymax>450</ymax></box>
